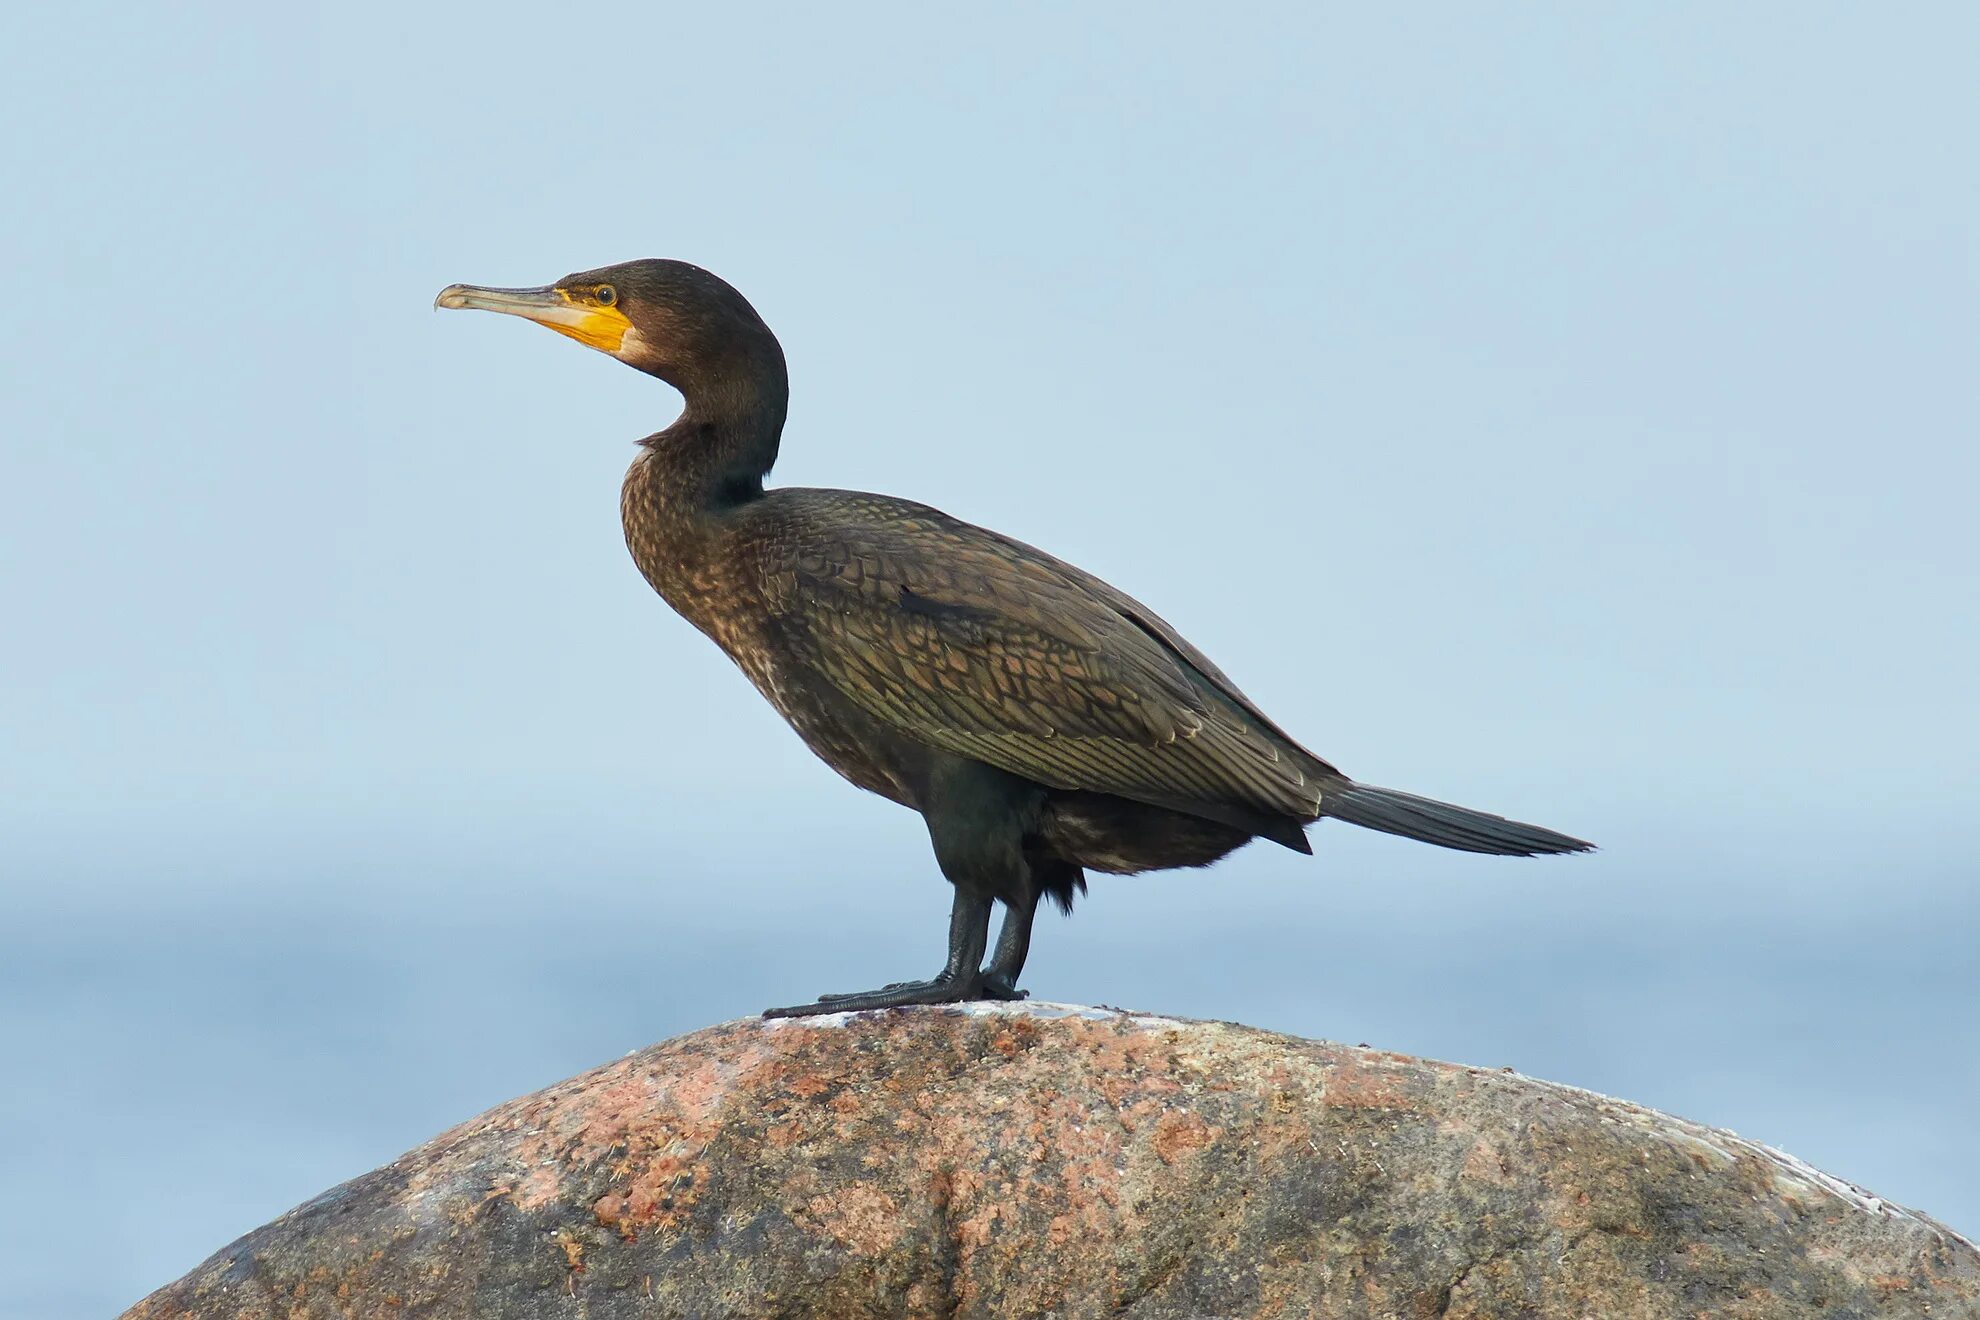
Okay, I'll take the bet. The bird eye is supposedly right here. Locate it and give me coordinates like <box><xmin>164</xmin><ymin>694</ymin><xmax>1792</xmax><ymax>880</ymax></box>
<box><xmin>596</xmin><ymin>285</ymin><xmax>617</xmax><ymax>306</ymax></box>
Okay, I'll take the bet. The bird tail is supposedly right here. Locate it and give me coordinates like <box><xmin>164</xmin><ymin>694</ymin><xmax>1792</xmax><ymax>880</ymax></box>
<box><xmin>1320</xmin><ymin>783</ymin><xmax>1593</xmax><ymax>856</ymax></box>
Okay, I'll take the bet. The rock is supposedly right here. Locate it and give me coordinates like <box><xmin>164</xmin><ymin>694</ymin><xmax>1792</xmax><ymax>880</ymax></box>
<box><xmin>125</xmin><ymin>1004</ymin><xmax>1978</xmax><ymax>1319</ymax></box>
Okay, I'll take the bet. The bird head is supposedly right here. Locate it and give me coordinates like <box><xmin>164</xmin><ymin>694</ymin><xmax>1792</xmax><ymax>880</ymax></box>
<box><xmin>435</xmin><ymin>258</ymin><xmax>782</xmax><ymax>400</ymax></box>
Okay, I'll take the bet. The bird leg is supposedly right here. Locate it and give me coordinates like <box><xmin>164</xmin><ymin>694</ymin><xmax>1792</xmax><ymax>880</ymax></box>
<box><xmin>766</xmin><ymin>758</ymin><xmax>1045</xmax><ymax>1018</ymax></box>
<box><xmin>979</xmin><ymin>894</ymin><xmax>1036</xmax><ymax>1001</ymax></box>
<box><xmin>764</xmin><ymin>887</ymin><xmax>1020</xmax><ymax>1017</ymax></box>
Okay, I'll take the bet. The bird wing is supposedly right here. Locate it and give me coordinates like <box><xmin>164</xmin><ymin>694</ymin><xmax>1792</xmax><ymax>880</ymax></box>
<box><xmin>753</xmin><ymin>492</ymin><xmax>1337</xmax><ymax>822</ymax></box>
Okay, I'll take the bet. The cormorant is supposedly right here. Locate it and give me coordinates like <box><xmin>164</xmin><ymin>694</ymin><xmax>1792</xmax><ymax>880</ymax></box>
<box><xmin>436</xmin><ymin>260</ymin><xmax>1592</xmax><ymax>1017</ymax></box>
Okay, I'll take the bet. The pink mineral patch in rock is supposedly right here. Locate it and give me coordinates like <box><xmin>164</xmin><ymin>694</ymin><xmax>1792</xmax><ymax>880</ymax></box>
<box><xmin>802</xmin><ymin>1182</ymin><xmax>904</xmax><ymax>1257</ymax></box>
<box><xmin>1151</xmin><ymin>1110</ymin><xmax>1216</xmax><ymax>1164</ymax></box>
<box><xmin>511</xmin><ymin>1167</ymin><xmax>561</xmax><ymax>1212</ymax></box>
<box><xmin>1460</xmin><ymin>1134</ymin><xmax>1512</xmax><ymax>1185</ymax></box>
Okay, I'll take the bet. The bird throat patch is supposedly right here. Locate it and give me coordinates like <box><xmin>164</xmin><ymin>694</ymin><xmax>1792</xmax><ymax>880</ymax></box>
<box><xmin>544</xmin><ymin>292</ymin><xmax>632</xmax><ymax>354</ymax></box>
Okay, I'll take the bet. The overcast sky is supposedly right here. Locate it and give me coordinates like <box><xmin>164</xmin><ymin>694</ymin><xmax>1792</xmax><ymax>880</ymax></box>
<box><xmin>3</xmin><ymin>4</ymin><xmax>1976</xmax><ymax>1315</ymax></box>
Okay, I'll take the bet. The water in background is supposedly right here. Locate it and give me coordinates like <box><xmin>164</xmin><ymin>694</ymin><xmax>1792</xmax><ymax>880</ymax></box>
<box><xmin>5</xmin><ymin>788</ymin><xmax>1973</xmax><ymax>1318</ymax></box>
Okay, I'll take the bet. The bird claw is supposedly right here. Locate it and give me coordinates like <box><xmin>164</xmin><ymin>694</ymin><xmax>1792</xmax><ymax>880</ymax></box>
<box><xmin>763</xmin><ymin>971</ymin><xmax>1023</xmax><ymax>1018</ymax></box>
<box><xmin>979</xmin><ymin>972</ymin><xmax>1028</xmax><ymax>1001</ymax></box>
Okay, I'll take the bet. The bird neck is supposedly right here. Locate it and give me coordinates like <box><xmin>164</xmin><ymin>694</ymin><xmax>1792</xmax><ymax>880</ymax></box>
<box><xmin>640</xmin><ymin>373</ymin><xmax>788</xmax><ymax>513</ymax></box>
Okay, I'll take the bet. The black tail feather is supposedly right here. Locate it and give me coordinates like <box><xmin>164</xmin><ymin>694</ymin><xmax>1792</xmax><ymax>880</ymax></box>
<box><xmin>1321</xmin><ymin>783</ymin><xmax>1593</xmax><ymax>857</ymax></box>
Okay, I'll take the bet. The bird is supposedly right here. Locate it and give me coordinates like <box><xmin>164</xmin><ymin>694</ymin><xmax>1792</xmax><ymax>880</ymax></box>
<box><xmin>436</xmin><ymin>259</ymin><xmax>1592</xmax><ymax>1017</ymax></box>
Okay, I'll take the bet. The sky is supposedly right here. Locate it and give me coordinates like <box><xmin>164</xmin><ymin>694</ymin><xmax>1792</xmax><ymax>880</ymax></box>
<box><xmin>2</xmin><ymin>3</ymin><xmax>1977</xmax><ymax>1315</ymax></box>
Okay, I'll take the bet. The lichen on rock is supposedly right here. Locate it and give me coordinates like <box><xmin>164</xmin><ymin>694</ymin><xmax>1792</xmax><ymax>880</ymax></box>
<box><xmin>124</xmin><ymin>1003</ymin><xmax>1980</xmax><ymax>1319</ymax></box>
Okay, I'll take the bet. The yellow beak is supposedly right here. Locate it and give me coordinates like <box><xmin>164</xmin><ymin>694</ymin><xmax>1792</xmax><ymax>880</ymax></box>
<box><xmin>434</xmin><ymin>283</ymin><xmax>632</xmax><ymax>355</ymax></box>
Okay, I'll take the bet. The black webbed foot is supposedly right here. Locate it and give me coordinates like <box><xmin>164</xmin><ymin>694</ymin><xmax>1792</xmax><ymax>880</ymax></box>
<box><xmin>978</xmin><ymin>971</ymin><xmax>1027</xmax><ymax>1002</ymax></box>
<box><xmin>812</xmin><ymin>980</ymin><xmax>917</xmax><ymax>1002</ymax></box>
<box><xmin>763</xmin><ymin>970</ymin><xmax>1017</xmax><ymax>1018</ymax></box>
<box><xmin>810</xmin><ymin>975</ymin><xmax>1024</xmax><ymax>1004</ymax></box>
